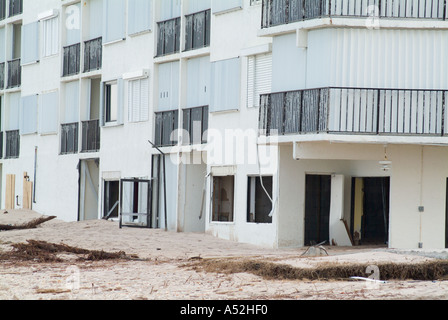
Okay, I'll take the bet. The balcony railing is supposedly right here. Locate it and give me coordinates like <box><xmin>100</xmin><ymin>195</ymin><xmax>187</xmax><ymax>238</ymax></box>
<box><xmin>8</xmin><ymin>0</ymin><xmax>22</xmax><ymax>17</ymax></box>
<box><xmin>84</xmin><ymin>37</ymin><xmax>102</xmax><ymax>73</ymax></box>
<box><xmin>0</xmin><ymin>131</ymin><xmax>3</xmax><ymax>159</ymax></box>
<box><xmin>7</xmin><ymin>59</ymin><xmax>21</xmax><ymax>89</ymax></box>
<box><xmin>5</xmin><ymin>130</ymin><xmax>19</xmax><ymax>159</ymax></box>
<box><xmin>182</xmin><ymin>106</ymin><xmax>209</xmax><ymax>145</ymax></box>
<box><xmin>61</xmin><ymin>122</ymin><xmax>79</xmax><ymax>155</ymax></box>
<box><xmin>259</xmin><ymin>87</ymin><xmax>448</xmax><ymax>137</ymax></box>
<box><xmin>81</xmin><ymin>119</ymin><xmax>100</xmax><ymax>153</ymax></box>
<box><xmin>154</xmin><ymin>110</ymin><xmax>179</xmax><ymax>147</ymax></box>
<box><xmin>0</xmin><ymin>0</ymin><xmax>5</xmax><ymax>20</ymax></box>
<box><xmin>156</xmin><ymin>17</ymin><xmax>181</xmax><ymax>57</ymax></box>
<box><xmin>185</xmin><ymin>9</ymin><xmax>211</xmax><ymax>52</ymax></box>
<box><xmin>63</xmin><ymin>43</ymin><xmax>80</xmax><ymax>77</ymax></box>
<box><xmin>0</xmin><ymin>62</ymin><xmax>4</xmax><ymax>89</ymax></box>
<box><xmin>262</xmin><ymin>0</ymin><xmax>448</xmax><ymax>28</ymax></box>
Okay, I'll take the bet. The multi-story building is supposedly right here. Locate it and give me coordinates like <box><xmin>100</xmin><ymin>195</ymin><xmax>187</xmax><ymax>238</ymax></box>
<box><xmin>1</xmin><ymin>0</ymin><xmax>448</xmax><ymax>250</ymax></box>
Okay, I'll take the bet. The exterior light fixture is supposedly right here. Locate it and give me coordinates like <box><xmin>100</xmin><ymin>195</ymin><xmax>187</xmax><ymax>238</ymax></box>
<box><xmin>380</xmin><ymin>146</ymin><xmax>392</xmax><ymax>171</ymax></box>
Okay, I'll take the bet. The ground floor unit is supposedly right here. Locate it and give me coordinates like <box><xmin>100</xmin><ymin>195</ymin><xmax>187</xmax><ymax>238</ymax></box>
<box><xmin>1</xmin><ymin>137</ymin><xmax>448</xmax><ymax>250</ymax></box>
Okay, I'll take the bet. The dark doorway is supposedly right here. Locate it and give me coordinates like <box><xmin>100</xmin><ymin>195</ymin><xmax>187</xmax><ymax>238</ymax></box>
<box><xmin>304</xmin><ymin>175</ymin><xmax>331</xmax><ymax>246</ymax></box>
<box><xmin>351</xmin><ymin>177</ymin><xmax>390</xmax><ymax>245</ymax></box>
<box><xmin>446</xmin><ymin>178</ymin><xmax>448</xmax><ymax>248</ymax></box>
<box><xmin>103</xmin><ymin>180</ymin><xmax>119</xmax><ymax>219</ymax></box>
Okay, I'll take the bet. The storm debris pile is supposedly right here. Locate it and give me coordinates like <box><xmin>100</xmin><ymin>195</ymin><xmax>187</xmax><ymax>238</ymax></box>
<box><xmin>190</xmin><ymin>258</ymin><xmax>448</xmax><ymax>282</ymax></box>
<box><xmin>0</xmin><ymin>216</ymin><xmax>57</xmax><ymax>231</ymax></box>
<box><xmin>0</xmin><ymin>240</ymin><xmax>137</xmax><ymax>263</ymax></box>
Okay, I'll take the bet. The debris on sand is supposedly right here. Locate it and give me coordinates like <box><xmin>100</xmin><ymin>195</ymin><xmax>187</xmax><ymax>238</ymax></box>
<box><xmin>190</xmin><ymin>258</ymin><xmax>448</xmax><ymax>282</ymax></box>
<box><xmin>0</xmin><ymin>216</ymin><xmax>57</xmax><ymax>231</ymax></box>
<box><xmin>0</xmin><ymin>240</ymin><xmax>139</xmax><ymax>263</ymax></box>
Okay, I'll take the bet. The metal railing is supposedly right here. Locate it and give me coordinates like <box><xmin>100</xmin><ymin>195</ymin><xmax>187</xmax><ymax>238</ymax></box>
<box><xmin>81</xmin><ymin>119</ymin><xmax>100</xmax><ymax>153</ymax></box>
<box><xmin>0</xmin><ymin>62</ymin><xmax>4</xmax><ymax>89</ymax></box>
<box><xmin>5</xmin><ymin>130</ymin><xmax>19</xmax><ymax>159</ymax></box>
<box><xmin>185</xmin><ymin>9</ymin><xmax>211</xmax><ymax>52</ymax></box>
<box><xmin>0</xmin><ymin>131</ymin><xmax>3</xmax><ymax>159</ymax></box>
<box><xmin>84</xmin><ymin>37</ymin><xmax>102</xmax><ymax>73</ymax></box>
<box><xmin>259</xmin><ymin>87</ymin><xmax>448</xmax><ymax>137</ymax></box>
<box><xmin>156</xmin><ymin>17</ymin><xmax>181</xmax><ymax>57</ymax></box>
<box><xmin>154</xmin><ymin>110</ymin><xmax>179</xmax><ymax>147</ymax></box>
<box><xmin>182</xmin><ymin>106</ymin><xmax>209</xmax><ymax>145</ymax></box>
<box><xmin>262</xmin><ymin>0</ymin><xmax>448</xmax><ymax>28</ymax></box>
<box><xmin>60</xmin><ymin>122</ymin><xmax>79</xmax><ymax>155</ymax></box>
<box><xmin>0</xmin><ymin>0</ymin><xmax>5</xmax><ymax>20</ymax></box>
<box><xmin>8</xmin><ymin>0</ymin><xmax>22</xmax><ymax>17</ymax></box>
<box><xmin>62</xmin><ymin>43</ymin><xmax>80</xmax><ymax>77</ymax></box>
<box><xmin>7</xmin><ymin>59</ymin><xmax>20</xmax><ymax>89</ymax></box>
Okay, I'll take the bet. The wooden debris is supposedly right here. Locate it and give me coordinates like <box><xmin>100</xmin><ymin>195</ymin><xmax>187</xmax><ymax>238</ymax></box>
<box><xmin>0</xmin><ymin>216</ymin><xmax>57</xmax><ymax>231</ymax></box>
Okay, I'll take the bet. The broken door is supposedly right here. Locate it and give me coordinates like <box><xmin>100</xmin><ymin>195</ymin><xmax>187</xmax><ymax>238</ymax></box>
<box><xmin>5</xmin><ymin>174</ymin><xmax>15</xmax><ymax>210</ymax></box>
<box><xmin>103</xmin><ymin>180</ymin><xmax>119</xmax><ymax>219</ymax></box>
<box><xmin>350</xmin><ymin>177</ymin><xmax>390</xmax><ymax>245</ymax></box>
<box><xmin>304</xmin><ymin>175</ymin><xmax>331</xmax><ymax>246</ymax></box>
<box><xmin>119</xmin><ymin>178</ymin><xmax>152</xmax><ymax>228</ymax></box>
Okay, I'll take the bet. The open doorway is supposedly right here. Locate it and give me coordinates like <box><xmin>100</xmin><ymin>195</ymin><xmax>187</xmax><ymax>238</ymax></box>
<box><xmin>78</xmin><ymin>159</ymin><xmax>99</xmax><ymax>221</ymax></box>
<box><xmin>446</xmin><ymin>178</ymin><xmax>448</xmax><ymax>248</ymax></box>
<box><xmin>304</xmin><ymin>175</ymin><xmax>331</xmax><ymax>246</ymax></box>
<box><xmin>350</xmin><ymin>177</ymin><xmax>390</xmax><ymax>245</ymax></box>
<box><xmin>103</xmin><ymin>180</ymin><xmax>119</xmax><ymax>220</ymax></box>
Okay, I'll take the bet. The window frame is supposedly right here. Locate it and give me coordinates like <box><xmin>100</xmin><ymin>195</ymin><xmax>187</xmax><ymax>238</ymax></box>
<box><xmin>247</xmin><ymin>175</ymin><xmax>273</xmax><ymax>224</ymax></box>
<box><xmin>105</xmin><ymin>81</ymin><xmax>118</xmax><ymax>124</ymax></box>
<box><xmin>41</xmin><ymin>16</ymin><xmax>59</xmax><ymax>58</ymax></box>
<box><xmin>211</xmin><ymin>175</ymin><xmax>236</xmax><ymax>223</ymax></box>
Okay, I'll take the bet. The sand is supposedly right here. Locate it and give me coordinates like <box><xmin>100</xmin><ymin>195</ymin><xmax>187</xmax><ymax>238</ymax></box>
<box><xmin>0</xmin><ymin>209</ymin><xmax>447</xmax><ymax>300</ymax></box>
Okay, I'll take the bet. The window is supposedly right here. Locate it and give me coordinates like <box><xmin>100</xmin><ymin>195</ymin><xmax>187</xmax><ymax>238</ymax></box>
<box><xmin>247</xmin><ymin>53</ymin><xmax>272</xmax><ymax>108</ymax></box>
<box><xmin>128</xmin><ymin>77</ymin><xmax>149</xmax><ymax>123</ymax></box>
<box><xmin>39</xmin><ymin>91</ymin><xmax>58</xmax><ymax>134</ymax></box>
<box><xmin>21</xmin><ymin>22</ymin><xmax>39</xmax><ymax>65</ymax></box>
<box><xmin>20</xmin><ymin>95</ymin><xmax>38</xmax><ymax>135</ymax></box>
<box><xmin>210</xmin><ymin>58</ymin><xmax>241</xmax><ymax>112</ymax></box>
<box><xmin>105</xmin><ymin>82</ymin><xmax>118</xmax><ymax>123</ymax></box>
<box><xmin>128</xmin><ymin>0</ymin><xmax>152</xmax><ymax>35</ymax></box>
<box><xmin>42</xmin><ymin>17</ymin><xmax>59</xmax><ymax>57</ymax></box>
<box><xmin>212</xmin><ymin>175</ymin><xmax>235</xmax><ymax>222</ymax></box>
<box><xmin>212</xmin><ymin>0</ymin><xmax>242</xmax><ymax>14</ymax></box>
<box><xmin>247</xmin><ymin>176</ymin><xmax>273</xmax><ymax>223</ymax></box>
<box><xmin>103</xmin><ymin>0</ymin><xmax>125</xmax><ymax>43</ymax></box>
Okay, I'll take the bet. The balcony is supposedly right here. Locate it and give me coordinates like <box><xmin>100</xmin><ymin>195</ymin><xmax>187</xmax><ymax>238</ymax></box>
<box><xmin>0</xmin><ymin>131</ymin><xmax>3</xmax><ymax>159</ymax></box>
<box><xmin>62</xmin><ymin>43</ymin><xmax>80</xmax><ymax>77</ymax></box>
<box><xmin>185</xmin><ymin>9</ymin><xmax>211</xmax><ymax>52</ymax></box>
<box><xmin>156</xmin><ymin>17</ymin><xmax>181</xmax><ymax>57</ymax></box>
<box><xmin>8</xmin><ymin>0</ymin><xmax>22</xmax><ymax>18</ymax></box>
<box><xmin>0</xmin><ymin>62</ymin><xmax>4</xmax><ymax>89</ymax></box>
<box><xmin>259</xmin><ymin>87</ymin><xmax>448</xmax><ymax>137</ymax></box>
<box><xmin>261</xmin><ymin>0</ymin><xmax>448</xmax><ymax>28</ymax></box>
<box><xmin>81</xmin><ymin>119</ymin><xmax>100</xmax><ymax>153</ymax></box>
<box><xmin>7</xmin><ymin>59</ymin><xmax>21</xmax><ymax>89</ymax></box>
<box><xmin>5</xmin><ymin>130</ymin><xmax>19</xmax><ymax>159</ymax></box>
<box><xmin>154</xmin><ymin>110</ymin><xmax>179</xmax><ymax>147</ymax></box>
<box><xmin>0</xmin><ymin>0</ymin><xmax>5</xmax><ymax>20</ymax></box>
<box><xmin>60</xmin><ymin>122</ymin><xmax>79</xmax><ymax>155</ymax></box>
<box><xmin>84</xmin><ymin>37</ymin><xmax>102</xmax><ymax>73</ymax></box>
<box><xmin>182</xmin><ymin>106</ymin><xmax>209</xmax><ymax>145</ymax></box>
